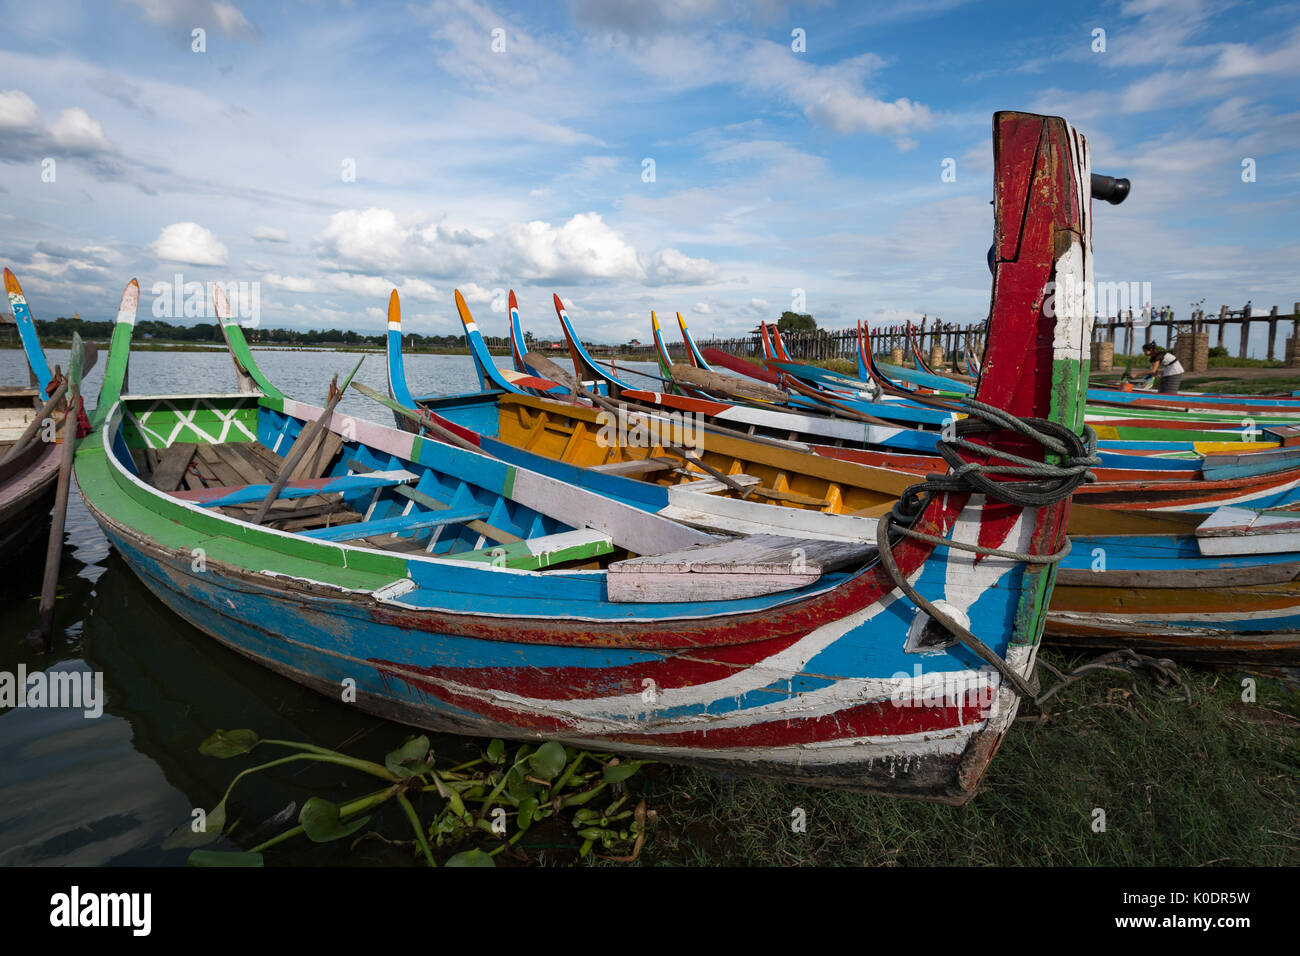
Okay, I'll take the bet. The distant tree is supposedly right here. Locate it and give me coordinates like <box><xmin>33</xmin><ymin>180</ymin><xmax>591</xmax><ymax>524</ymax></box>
<box><xmin>777</xmin><ymin>311</ymin><xmax>816</xmax><ymax>334</ymax></box>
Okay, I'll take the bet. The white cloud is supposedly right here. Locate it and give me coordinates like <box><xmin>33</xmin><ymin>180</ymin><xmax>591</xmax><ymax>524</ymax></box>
<box><xmin>423</xmin><ymin>0</ymin><xmax>570</xmax><ymax>91</ymax></box>
<box><xmin>0</xmin><ymin>89</ymin><xmax>42</xmax><ymax>130</ymax></box>
<box><xmin>505</xmin><ymin>212</ymin><xmax>644</xmax><ymax>281</ymax></box>
<box><xmin>262</xmin><ymin>273</ymin><xmax>316</xmax><ymax>292</ymax></box>
<box><xmin>458</xmin><ymin>282</ymin><xmax>496</xmax><ymax>304</ymax></box>
<box><xmin>315</xmin><ymin>207</ymin><xmax>476</xmax><ymax>276</ymax></box>
<box><xmin>251</xmin><ymin>226</ymin><xmax>289</xmax><ymax>242</ymax></box>
<box><xmin>0</xmin><ymin>89</ymin><xmax>121</xmax><ymax>175</ymax></box>
<box><xmin>692</xmin><ymin>302</ymin><xmax>711</xmax><ymax>314</ymax></box>
<box><xmin>150</xmin><ymin>222</ymin><xmax>229</xmax><ymax>266</ymax></box>
<box><xmin>122</xmin><ymin>0</ymin><xmax>257</xmax><ymax>38</ymax></box>
<box><xmin>643</xmin><ymin>247</ymin><xmax>718</xmax><ymax>285</ymax></box>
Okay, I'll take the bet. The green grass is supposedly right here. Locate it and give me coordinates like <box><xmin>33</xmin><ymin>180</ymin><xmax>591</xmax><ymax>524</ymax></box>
<box><xmin>631</xmin><ymin>655</ymin><xmax>1299</xmax><ymax>867</ymax></box>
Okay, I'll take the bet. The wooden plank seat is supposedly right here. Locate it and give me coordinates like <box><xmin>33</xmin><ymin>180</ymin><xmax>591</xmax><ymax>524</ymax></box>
<box><xmin>590</xmin><ymin>456</ymin><xmax>677</xmax><ymax>476</ymax></box>
<box><xmin>671</xmin><ymin>474</ymin><xmax>761</xmax><ymax>495</ymax></box>
<box><xmin>345</xmin><ymin>458</ymin><xmax>521</xmax><ymax>546</ymax></box>
<box><xmin>607</xmin><ymin>533</ymin><xmax>876</xmax><ymax>603</ymax></box>
<box><xmin>446</xmin><ymin>528</ymin><xmax>615</xmax><ymax>570</ymax></box>
<box><xmin>1196</xmin><ymin>505</ymin><xmax>1300</xmax><ymax>556</ymax></box>
<box><xmin>301</xmin><ymin>504</ymin><xmax>492</xmax><ymax>542</ymax></box>
<box><xmin>170</xmin><ymin>469</ymin><xmax>420</xmax><ymax>508</ymax></box>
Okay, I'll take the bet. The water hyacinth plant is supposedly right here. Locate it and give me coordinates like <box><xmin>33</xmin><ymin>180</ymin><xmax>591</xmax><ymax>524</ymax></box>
<box><xmin>165</xmin><ymin>730</ymin><xmax>655</xmax><ymax>866</ymax></box>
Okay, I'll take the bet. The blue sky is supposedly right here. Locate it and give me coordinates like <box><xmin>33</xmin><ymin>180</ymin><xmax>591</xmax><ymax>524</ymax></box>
<box><xmin>1</xmin><ymin>0</ymin><xmax>1297</xmax><ymax>345</ymax></box>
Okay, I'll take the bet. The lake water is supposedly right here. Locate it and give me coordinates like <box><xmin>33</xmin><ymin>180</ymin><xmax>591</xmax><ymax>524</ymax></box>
<box><xmin>0</xmin><ymin>347</ymin><xmax>662</xmax><ymax>865</ymax></box>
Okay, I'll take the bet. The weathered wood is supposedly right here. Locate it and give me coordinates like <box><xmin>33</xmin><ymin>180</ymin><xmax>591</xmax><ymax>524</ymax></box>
<box><xmin>670</xmin><ymin>363</ymin><xmax>788</xmax><ymax>405</ymax></box>
<box><xmin>151</xmin><ymin>442</ymin><xmax>198</xmax><ymax>492</ymax></box>
<box><xmin>346</xmin><ymin>458</ymin><xmax>522</xmax><ymax>545</ymax></box>
<box><xmin>302</xmin><ymin>505</ymin><xmax>492</xmax><ymax>542</ymax></box>
<box><xmin>1056</xmin><ymin>561</ymin><xmax>1300</xmax><ymax>588</ymax></box>
<box><xmin>590</xmin><ymin>456</ymin><xmax>677</xmax><ymax>476</ymax></box>
<box><xmin>607</xmin><ymin>533</ymin><xmax>876</xmax><ymax>603</ymax></box>
<box><xmin>0</xmin><ymin>380</ymin><xmax>66</xmax><ymax>468</ymax></box>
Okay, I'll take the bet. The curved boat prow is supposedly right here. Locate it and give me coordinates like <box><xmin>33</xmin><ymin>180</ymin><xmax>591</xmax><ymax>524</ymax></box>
<box><xmin>502</xmin><ymin>293</ymin><xmax>569</xmax><ymax>397</ymax></box>
<box><xmin>508</xmin><ymin>291</ymin><xmax>528</xmax><ymax>373</ymax></box>
<box><xmin>213</xmin><ymin>284</ymin><xmax>283</xmax><ymax>399</ymax></box>
<box><xmin>90</xmin><ymin>279</ymin><xmax>140</xmax><ymax>429</ymax></box>
<box><xmin>676</xmin><ymin>312</ymin><xmax>713</xmax><ymax>371</ymax></box>
<box><xmin>4</xmin><ymin>268</ymin><xmax>54</xmax><ymax>392</ymax></box>
<box><xmin>649</xmin><ymin>311</ymin><xmax>681</xmax><ymax>393</ymax></box>
<box><xmin>553</xmin><ymin>293</ymin><xmax>623</xmax><ymax>395</ymax></box>
<box><xmin>384</xmin><ymin>290</ymin><xmax>418</xmax><ymax>409</ymax></box>
<box><xmin>455</xmin><ymin>290</ymin><xmax>525</xmax><ymax>395</ymax></box>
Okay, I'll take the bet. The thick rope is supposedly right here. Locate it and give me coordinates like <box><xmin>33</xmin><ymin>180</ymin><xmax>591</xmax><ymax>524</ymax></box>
<box><xmin>876</xmin><ymin>399</ymin><xmax>1098</xmax><ymax>699</ymax></box>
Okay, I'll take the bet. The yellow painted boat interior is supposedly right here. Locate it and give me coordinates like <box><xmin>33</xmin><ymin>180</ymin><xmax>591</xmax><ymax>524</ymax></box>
<box><xmin>492</xmin><ymin>394</ymin><xmax>1202</xmax><ymax>537</ymax></box>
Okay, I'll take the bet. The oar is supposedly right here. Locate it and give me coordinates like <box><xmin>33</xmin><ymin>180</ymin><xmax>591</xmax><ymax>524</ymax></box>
<box><xmin>250</xmin><ymin>355</ymin><xmax>365</xmax><ymax>525</ymax></box>
<box><xmin>350</xmin><ymin>381</ymin><xmax>484</xmax><ymax>454</ymax></box>
<box><xmin>28</xmin><ymin>334</ymin><xmax>90</xmax><ymax>652</ymax></box>
<box><xmin>1</xmin><ymin>344</ymin><xmax>99</xmax><ymax>469</ymax></box>
<box><xmin>522</xmin><ymin>351</ymin><xmax>755</xmax><ymax>498</ymax></box>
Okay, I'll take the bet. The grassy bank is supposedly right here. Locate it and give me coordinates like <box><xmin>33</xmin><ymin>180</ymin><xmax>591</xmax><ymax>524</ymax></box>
<box><xmin>632</xmin><ymin>655</ymin><xmax>1298</xmax><ymax>866</ymax></box>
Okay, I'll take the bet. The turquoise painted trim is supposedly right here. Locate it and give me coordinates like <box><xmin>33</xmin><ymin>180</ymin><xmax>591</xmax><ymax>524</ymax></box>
<box><xmin>387</xmin><ymin>326</ymin><xmax>417</xmax><ymax>408</ymax></box>
<box><xmin>8</xmin><ymin>287</ymin><xmax>53</xmax><ymax>392</ymax></box>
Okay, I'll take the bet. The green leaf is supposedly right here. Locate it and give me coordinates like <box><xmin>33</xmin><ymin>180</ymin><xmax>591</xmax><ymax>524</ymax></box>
<box><xmin>162</xmin><ymin>799</ymin><xmax>227</xmax><ymax>849</ymax></box>
<box><xmin>299</xmin><ymin>797</ymin><xmax>372</xmax><ymax>843</ymax></box>
<box><xmin>527</xmin><ymin>741</ymin><xmax>567</xmax><ymax>781</ymax></box>
<box><xmin>384</xmin><ymin>735</ymin><xmax>431</xmax><ymax>778</ymax></box>
<box><xmin>199</xmin><ymin>729</ymin><xmax>259</xmax><ymax>758</ymax></box>
<box><xmin>446</xmin><ymin>848</ymin><xmax>496</xmax><ymax>867</ymax></box>
<box><xmin>505</xmin><ymin>765</ymin><xmax>539</xmax><ymax>803</ymax></box>
<box><xmin>517</xmin><ymin>796</ymin><xmax>539</xmax><ymax>830</ymax></box>
<box><xmin>602</xmin><ymin>760</ymin><xmax>645</xmax><ymax>784</ymax></box>
<box><xmin>188</xmin><ymin>849</ymin><xmax>264</xmax><ymax>867</ymax></box>
<box><xmin>485</xmin><ymin>739</ymin><xmax>506</xmax><ymax>764</ymax></box>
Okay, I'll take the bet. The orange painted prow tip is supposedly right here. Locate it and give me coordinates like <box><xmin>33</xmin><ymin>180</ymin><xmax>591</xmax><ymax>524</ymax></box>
<box><xmin>508</xmin><ymin>289</ymin><xmax>518</xmax><ymax>311</ymax></box>
<box><xmin>3</xmin><ymin>267</ymin><xmax>20</xmax><ymax>294</ymax></box>
<box><xmin>453</xmin><ymin>288</ymin><xmax>472</xmax><ymax>319</ymax></box>
<box><xmin>552</xmin><ymin>292</ymin><xmax>566</xmax><ymax>313</ymax></box>
<box><xmin>387</xmin><ymin>289</ymin><xmax>401</xmax><ymax>326</ymax></box>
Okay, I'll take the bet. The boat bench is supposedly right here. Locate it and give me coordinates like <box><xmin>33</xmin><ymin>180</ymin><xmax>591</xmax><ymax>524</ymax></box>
<box><xmin>301</xmin><ymin>505</ymin><xmax>492</xmax><ymax>542</ymax></box>
<box><xmin>171</xmin><ymin>469</ymin><xmax>420</xmax><ymax>508</ymax></box>
<box><xmin>607</xmin><ymin>533</ymin><xmax>876</xmax><ymax>603</ymax></box>
<box><xmin>590</xmin><ymin>456</ymin><xmax>678</xmax><ymax>476</ymax></box>
<box><xmin>446</xmin><ymin>528</ymin><xmax>615</xmax><ymax>570</ymax></box>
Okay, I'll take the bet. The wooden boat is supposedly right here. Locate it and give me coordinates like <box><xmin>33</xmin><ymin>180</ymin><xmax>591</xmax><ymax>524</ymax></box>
<box><xmin>76</xmin><ymin>111</ymin><xmax>1096</xmax><ymax>802</ymax></box>
<box><xmin>1</xmin><ymin>269</ymin><xmax>74</xmax><ymax>563</ymax></box>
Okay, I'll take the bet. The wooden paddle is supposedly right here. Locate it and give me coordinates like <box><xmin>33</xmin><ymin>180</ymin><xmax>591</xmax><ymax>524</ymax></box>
<box><xmin>350</xmin><ymin>381</ymin><xmax>484</xmax><ymax>454</ymax></box>
<box><xmin>28</xmin><ymin>335</ymin><xmax>94</xmax><ymax>651</ymax></box>
<box><xmin>250</xmin><ymin>354</ymin><xmax>365</xmax><ymax>525</ymax></box>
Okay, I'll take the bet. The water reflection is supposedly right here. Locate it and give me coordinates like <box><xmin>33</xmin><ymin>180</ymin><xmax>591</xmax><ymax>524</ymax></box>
<box><xmin>0</xmin><ymin>346</ymin><xmax>661</xmax><ymax>864</ymax></box>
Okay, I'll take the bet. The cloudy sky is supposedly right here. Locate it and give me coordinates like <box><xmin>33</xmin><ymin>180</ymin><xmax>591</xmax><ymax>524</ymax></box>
<box><xmin>1</xmin><ymin>0</ymin><xmax>1297</xmax><ymax>344</ymax></box>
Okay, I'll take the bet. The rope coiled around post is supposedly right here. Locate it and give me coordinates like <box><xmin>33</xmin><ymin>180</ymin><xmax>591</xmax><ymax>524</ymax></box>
<box><xmin>877</xmin><ymin>399</ymin><xmax>1099</xmax><ymax>698</ymax></box>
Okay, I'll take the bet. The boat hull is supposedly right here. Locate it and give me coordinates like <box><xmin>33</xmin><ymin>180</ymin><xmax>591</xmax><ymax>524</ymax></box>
<box><xmin>0</xmin><ymin>442</ymin><xmax>59</xmax><ymax>563</ymax></box>
<box><xmin>90</xmin><ymin>499</ymin><xmax>1022</xmax><ymax>804</ymax></box>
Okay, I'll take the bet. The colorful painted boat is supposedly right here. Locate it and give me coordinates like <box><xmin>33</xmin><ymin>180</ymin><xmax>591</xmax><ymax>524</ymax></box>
<box><xmin>76</xmin><ymin>110</ymin><xmax>1095</xmax><ymax>802</ymax></box>
<box><xmin>386</xmin><ymin>300</ymin><xmax>1300</xmax><ymax>665</ymax></box>
<box><xmin>1</xmin><ymin>269</ymin><xmax>72</xmax><ymax>563</ymax></box>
